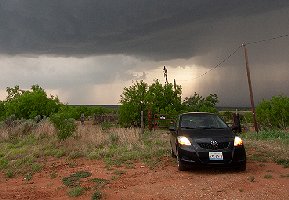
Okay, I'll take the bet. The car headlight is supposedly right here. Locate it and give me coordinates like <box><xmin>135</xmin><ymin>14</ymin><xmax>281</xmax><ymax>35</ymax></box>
<box><xmin>234</xmin><ymin>136</ymin><xmax>243</xmax><ymax>146</ymax></box>
<box><xmin>177</xmin><ymin>136</ymin><xmax>191</xmax><ymax>146</ymax></box>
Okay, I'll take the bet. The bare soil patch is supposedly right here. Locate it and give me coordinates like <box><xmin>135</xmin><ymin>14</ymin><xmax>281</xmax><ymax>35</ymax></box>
<box><xmin>1</xmin><ymin>157</ymin><xmax>289</xmax><ymax>200</ymax></box>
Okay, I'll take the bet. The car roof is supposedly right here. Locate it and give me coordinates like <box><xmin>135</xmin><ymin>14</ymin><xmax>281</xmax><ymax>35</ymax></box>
<box><xmin>180</xmin><ymin>112</ymin><xmax>215</xmax><ymax>115</ymax></box>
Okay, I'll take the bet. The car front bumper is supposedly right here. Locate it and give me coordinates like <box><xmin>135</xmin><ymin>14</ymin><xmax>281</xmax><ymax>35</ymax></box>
<box><xmin>177</xmin><ymin>145</ymin><xmax>246</xmax><ymax>167</ymax></box>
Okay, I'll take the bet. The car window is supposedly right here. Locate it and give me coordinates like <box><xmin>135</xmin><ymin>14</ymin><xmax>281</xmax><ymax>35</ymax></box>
<box><xmin>180</xmin><ymin>114</ymin><xmax>227</xmax><ymax>129</ymax></box>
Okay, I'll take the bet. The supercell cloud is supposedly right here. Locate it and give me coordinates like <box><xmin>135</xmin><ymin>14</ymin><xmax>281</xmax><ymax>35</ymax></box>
<box><xmin>0</xmin><ymin>0</ymin><xmax>289</xmax><ymax>105</ymax></box>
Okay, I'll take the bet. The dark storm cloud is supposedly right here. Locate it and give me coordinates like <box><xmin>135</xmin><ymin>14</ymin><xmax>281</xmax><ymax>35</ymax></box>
<box><xmin>0</xmin><ymin>0</ymin><xmax>289</xmax><ymax>60</ymax></box>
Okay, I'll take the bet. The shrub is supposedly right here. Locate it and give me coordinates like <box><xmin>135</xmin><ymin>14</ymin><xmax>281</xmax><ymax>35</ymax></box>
<box><xmin>256</xmin><ymin>95</ymin><xmax>289</xmax><ymax>129</ymax></box>
<box><xmin>4</xmin><ymin>85</ymin><xmax>61</xmax><ymax>119</ymax></box>
<box><xmin>50</xmin><ymin>113</ymin><xmax>76</xmax><ymax>140</ymax></box>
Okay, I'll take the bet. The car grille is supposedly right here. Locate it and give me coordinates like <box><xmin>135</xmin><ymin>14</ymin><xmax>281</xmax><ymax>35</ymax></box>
<box><xmin>197</xmin><ymin>142</ymin><xmax>229</xmax><ymax>150</ymax></box>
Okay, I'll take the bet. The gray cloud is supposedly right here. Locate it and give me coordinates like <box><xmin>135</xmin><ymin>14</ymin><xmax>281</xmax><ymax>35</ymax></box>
<box><xmin>1</xmin><ymin>0</ymin><xmax>289</xmax><ymax>59</ymax></box>
<box><xmin>0</xmin><ymin>1</ymin><xmax>289</xmax><ymax>106</ymax></box>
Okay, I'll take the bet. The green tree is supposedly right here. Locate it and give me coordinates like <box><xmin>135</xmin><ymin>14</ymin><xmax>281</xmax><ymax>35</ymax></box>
<box><xmin>183</xmin><ymin>93</ymin><xmax>219</xmax><ymax>113</ymax></box>
<box><xmin>146</xmin><ymin>79</ymin><xmax>182</xmax><ymax>116</ymax></box>
<box><xmin>0</xmin><ymin>101</ymin><xmax>5</xmax><ymax>121</ymax></box>
<box><xmin>256</xmin><ymin>95</ymin><xmax>289</xmax><ymax>129</ymax></box>
<box><xmin>4</xmin><ymin>85</ymin><xmax>61</xmax><ymax>119</ymax></box>
<box><xmin>119</xmin><ymin>80</ymin><xmax>182</xmax><ymax>127</ymax></box>
<box><xmin>119</xmin><ymin>80</ymin><xmax>148</xmax><ymax>127</ymax></box>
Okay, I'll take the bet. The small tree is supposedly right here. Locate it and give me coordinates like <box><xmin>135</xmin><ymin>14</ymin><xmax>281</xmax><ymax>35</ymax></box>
<box><xmin>119</xmin><ymin>80</ymin><xmax>148</xmax><ymax>127</ymax></box>
<box><xmin>119</xmin><ymin>80</ymin><xmax>182</xmax><ymax>127</ymax></box>
<box><xmin>4</xmin><ymin>85</ymin><xmax>61</xmax><ymax>119</ymax></box>
<box><xmin>183</xmin><ymin>93</ymin><xmax>219</xmax><ymax>113</ymax></box>
<box><xmin>256</xmin><ymin>95</ymin><xmax>289</xmax><ymax>129</ymax></box>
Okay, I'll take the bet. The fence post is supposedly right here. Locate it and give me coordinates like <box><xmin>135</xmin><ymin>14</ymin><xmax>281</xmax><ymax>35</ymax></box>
<box><xmin>141</xmin><ymin>111</ymin><xmax>144</xmax><ymax>134</ymax></box>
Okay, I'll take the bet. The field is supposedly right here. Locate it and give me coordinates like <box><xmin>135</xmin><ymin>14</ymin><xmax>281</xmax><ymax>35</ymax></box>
<box><xmin>0</xmin><ymin>120</ymin><xmax>289</xmax><ymax>199</ymax></box>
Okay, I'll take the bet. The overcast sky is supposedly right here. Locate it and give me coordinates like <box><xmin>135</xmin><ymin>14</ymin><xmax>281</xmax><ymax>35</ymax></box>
<box><xmin>0</xmin><ymin>0</ymin><xmax>289</xmax><ymax>106</ymax></box>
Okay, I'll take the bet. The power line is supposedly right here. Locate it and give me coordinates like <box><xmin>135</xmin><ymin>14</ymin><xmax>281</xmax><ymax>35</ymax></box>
<box><xmin>192</xmin><ymin>33</ymin><xmax>289</xmax><ymax>80</ymax></box>
<box><xmin>192</xmin><ymin>45</ymin><xmax>242</xmax><ymax>80</ymax></box>
<box><xmin>245</xmin><ymin>33</ymin><xmax>289</xmax><ymax>45</ymax></box>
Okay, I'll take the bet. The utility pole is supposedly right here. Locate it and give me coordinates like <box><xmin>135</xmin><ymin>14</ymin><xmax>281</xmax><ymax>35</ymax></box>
<box><xmin>163</xmin><ymin>66</ymin><xmax>168</xmax><ymax>84</ymax></box>
<box><xmin>242</xmin><ymin>44</ymin><xmax>259</xmax><ymax>132</ymax></box>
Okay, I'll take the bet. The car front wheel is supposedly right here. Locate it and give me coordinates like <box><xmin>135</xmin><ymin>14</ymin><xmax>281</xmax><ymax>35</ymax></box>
<box><xmin>177</xmin><ymin>154</ymin><xmax>187</xmax><ymax>171</ymax></box>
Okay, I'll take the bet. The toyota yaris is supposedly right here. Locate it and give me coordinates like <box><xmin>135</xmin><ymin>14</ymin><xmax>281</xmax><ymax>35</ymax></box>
<box><xmin>169</xmin><ymin>112</ymin><xmax>246</xmax><ymax>171</ymax></box>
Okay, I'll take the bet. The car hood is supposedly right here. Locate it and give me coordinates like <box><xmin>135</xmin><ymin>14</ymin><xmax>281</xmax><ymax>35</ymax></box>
<box><xmin>178</xmin><ymin>128</ymin><xmax>234</xmax><ymax>141</ymax></box>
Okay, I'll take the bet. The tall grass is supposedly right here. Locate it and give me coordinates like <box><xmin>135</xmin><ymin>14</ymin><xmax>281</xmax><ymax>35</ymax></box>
<box><xmin>0</xmin><ymin>119</ymin><xmax>170</xmax><ymax>177</ymax></box>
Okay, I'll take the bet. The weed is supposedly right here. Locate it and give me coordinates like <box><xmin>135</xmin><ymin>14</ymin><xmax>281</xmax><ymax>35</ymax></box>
<box><xmin>280</xmin><ymin>174</ymin><xmax>289</xmax><ymax>178</ymax></box>
<box><xmin>112</xmin><ymin>170</ymin><xmax>126</xmax><ymax>176</ymax></box>
<box><xmin>124</xmin><ymin>161</ymin><xmax>135</xmax><ymax>169</ymax></box>
<box><xmin>68</xmin><ymin>162</ymin><xmax>77</xmax><ymax>168</ymax></box>
<box><xmin>247</xmin><ymin>176</ymin><xmax>255</xmax><ymax>182</ymax></box>
<box><xmin>62</xmin><ymin>171</ymin><xmax>92</xmax><ymax>187</ymax></box>
<box><xmin>0</xmin><ymin>158</ymin><xmax>8</xmax><ymax>169</ymax></box>
<box><xmin>44</xmin><ymin>148</ymin><xmax>65</xmax><ymax>158</ymax></box>
<box><xmin>264</xmin><ymin>174</ymin><xmax>273</xmax><ymax>179</ymax></box>
<box><xmin>91</xmin><ymin>178</ymin><xmax>109</xmax><ymax>188</ymax></box>
<box><xmin>91</xmin><ymin>190</ymin><xmax>102</xmax><ymax>200</ymax></box>
<box><xmin>68</xmin><ymin>151</ymin><xmax>84</xmax><ymax>159</ymax></box>
<box><xmin>5</xmin><ymin>170</ymin><xmax>14</xmax><ymax>178</ymax></box>
<box><xmin>275</xmin><ymin>159</ymin><xmax>289</xmax><ymax>168</ymax></box>
<box><xmin>31</xmin><ymin>163</ymin><xmax>43</xmax><ymax>173</ymax></box>
<box><xmin>101</xmin><ymin>122</ymin><xmax>113</xmax><ymax>131</ymax></box>
<box><xmin>68</xmin><ymin>186</ymin><xmax>85</xmax><ymax>197</ymax></box>
<box><xmin>73</xmin><ymin>171</ymin><xmax>92</xmax><ymax>178</ymax></box>
<box><xmin>24</xmin><ymin>173</ymin><xmax>33</xmax><ymax>181</ymax></box>
<box><xmin>62</xmin><ymin>176</ymin><xmax>80</xmax><ymax>187</ymax></box>
<box><xmin>50</xmin><ymin>171</ymin><xmax>58</xmax><ymax>179</ymax></box>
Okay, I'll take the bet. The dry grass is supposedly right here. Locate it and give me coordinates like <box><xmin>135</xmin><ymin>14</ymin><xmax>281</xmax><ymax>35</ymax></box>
<box><xmin>0</xmin><ymin>119</ymin><xmax>57</xmax><ymax>141</ymax></box>
<box><xmin>60</xmin><ymin>123</ymin><xmax>142</xmax><ymax>155</ymax></box>
<box><xmin>76</xmin><ymin>124</ymin><xmax>140</xmax><ymax>146</ymax></box>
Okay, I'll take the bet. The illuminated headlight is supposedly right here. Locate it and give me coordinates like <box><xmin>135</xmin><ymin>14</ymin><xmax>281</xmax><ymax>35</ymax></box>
<box><xmin>234</xmin><ymin>136</ymin><xmax>243</xmax><ymax>146</ymax></box>
<box><xmin>177</xmin><ymin>136</ymin><xmax>191</xmax><ymax>146</ymax></box>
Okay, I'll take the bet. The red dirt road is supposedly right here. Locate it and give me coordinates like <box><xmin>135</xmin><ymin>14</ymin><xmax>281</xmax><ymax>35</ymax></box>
<box><xmin>0</xmin><ymin>157</ymin><xmax>289</xmax><ymax>200</ymax></box>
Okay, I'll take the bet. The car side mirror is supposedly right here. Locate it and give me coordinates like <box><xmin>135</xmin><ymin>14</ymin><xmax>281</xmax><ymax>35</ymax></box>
<box><xmin>169</xmin><ymin>125</ymin><xmax>176</xmax><ymax>131</ymax></box>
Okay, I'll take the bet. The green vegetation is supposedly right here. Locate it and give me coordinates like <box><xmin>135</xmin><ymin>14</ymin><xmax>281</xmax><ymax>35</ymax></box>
<box><xmin>62</xmin><ymin>171</ymin><xmax>92</xmax><ymax>187</ymax></box>
<box><xmin>68</xmin><ymin>186</ymin><xmax>86</xmax><ymax>197</ymax></box>
<box><xmin>91</xmin><ymin>191</ymin><xmax>102</xmax><ymax>200</ymax></box>
<box><xmin>264</xmin><ymin>174</ymin><xmax>273</xmax><ymax>179</ymax></box>
<box><xmin>50</xmin><ymin>114</ymin><xmax>76</xmax><ymax>140</ymax></box>
<box><xmin>1</xmin><ymin>84</ymin><xmax>289</xmax><ymax>199</ymax></box>
<box><xmin>182</xmin><ymin>93</ymin><xmax>218</xmax><ymax>113</ymax></box>
<box><xmin>119</xmin><ymin>80</ymin><xmax>218</xmax><ymax>127</ymax></box>
<box><xmin>256</xmin><ymin>95</ymin><xmax>289</xmax><ymax>129</ymax></box>
<box><xmin>4</xmin><ymin>85</ymin><xmax>61</xmax><ymax>119</ymax></box>
<box><xmin>0</xmin><ymin>84</ymin><xmax>116</xmax><ymax>142</ymax></box>
<box><xmin>244</xmin><ymin>130</ymin><xmax>289</xmax><ymax>168</ymax></box>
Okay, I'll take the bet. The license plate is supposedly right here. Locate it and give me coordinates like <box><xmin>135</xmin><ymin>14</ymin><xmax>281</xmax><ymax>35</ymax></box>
<box><xmin>209</xmin><ymin>152</ymin><xmax>223</xmax><ymax>160</ymax></box>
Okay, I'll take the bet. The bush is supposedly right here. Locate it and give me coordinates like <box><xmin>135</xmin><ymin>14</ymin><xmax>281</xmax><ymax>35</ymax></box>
<box><xmin>50</xmin><ymin>113</ymin><xmax>76</xmax><ymax>140</ymax></box>
<box><xmin>4</xmin><ymin>85</ymin><xmax>61</xmax><ymax>119</ymax></box>
<box><xmin>256</xmin><ymin>95</ymin><xmax>289</xmax><ymax>129</ymax></box>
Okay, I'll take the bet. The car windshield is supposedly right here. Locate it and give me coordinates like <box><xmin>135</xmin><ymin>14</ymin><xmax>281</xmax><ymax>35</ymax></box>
<box><xmin>180</xmin><ymin>113</ymin><xmax>228</xmax><ymax>129</ymax></box>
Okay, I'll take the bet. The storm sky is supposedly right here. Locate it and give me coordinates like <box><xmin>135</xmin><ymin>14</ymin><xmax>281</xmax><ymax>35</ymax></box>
<box><xmin>0</xmin><ymin>0</ymin><xmax>289</xmax><ymax>106</ymax></box>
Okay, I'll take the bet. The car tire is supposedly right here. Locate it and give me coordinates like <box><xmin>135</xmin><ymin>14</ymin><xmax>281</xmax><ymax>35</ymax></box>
<box><xmin>177</xmin><ymin>155</ymin><xmax>187</xmax><ymax>171</ymax></box>
<box><xmin>236</xmin><ymin>161</ymin><xmax>246</xmax><ymax>171</ymax></box>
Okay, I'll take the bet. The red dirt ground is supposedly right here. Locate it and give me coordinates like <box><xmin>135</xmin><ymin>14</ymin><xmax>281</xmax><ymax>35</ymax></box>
<box><xmin>0</xmin><ymin>157</ymin><xmax>289</xmax><ymax>200</ymax></box>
